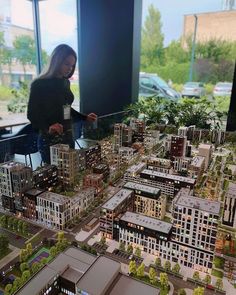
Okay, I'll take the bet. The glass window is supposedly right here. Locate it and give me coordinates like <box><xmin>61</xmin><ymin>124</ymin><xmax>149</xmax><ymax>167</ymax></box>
<box><xmin>0</xmin><ymin>0</ymin><xmax>36</xmax><ymax>118</ymax></box>
<box><xmin>38</xmin><ymin>0</ymin><xmax>79</xmax><ymax>103</ymax></box>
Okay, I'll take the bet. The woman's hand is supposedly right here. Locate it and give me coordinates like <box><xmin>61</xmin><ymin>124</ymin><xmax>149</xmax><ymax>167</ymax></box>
<box><xmin>49</xmin><ymin>123</ymin><xmax>63</xmax><ymax>135</ymax></box>
<box><xmin>87</xmin><ymin>113</ymin><xmax>97</xmax><ymax>122</ymax></box>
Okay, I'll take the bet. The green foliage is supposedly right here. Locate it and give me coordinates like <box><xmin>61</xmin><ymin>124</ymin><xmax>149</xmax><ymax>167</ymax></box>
<box><xmin>20</xmin><ymin>262</ymin><xmax>29</xmax><ymax>273</ymax></box>
<box><xmin>141</xmin><ymin>4</ymin><xmax>164</xmax><ymax>68</ymax></box>
<box><xmin>50</xmin><ymin>246</ymin><xmax>57</xmax><ymax>258</ymax></box>
<box><xmin>159</xmin><ymin>272</ymin><xmax>168</xmax><ymax>289</ymax></box>
<box><xmin>164</xmin><ymin>260</ymin><xmax>171</xmax><ymax>272</ymax></box>
<box><xmin>100</xmin><ymin>236</ymin><xmax>106</xmax><ymax>246</ymax></box>
<box><xmin>119</xmin><ymin>241</ymin><xmax>126</xmax><ymax>252</ymax></box>
<box><xmin>193</xmin><ymin>271</ymin><xmax>201</xmax><ymax>281</ymax></box>
<box><xmin>172</xmin><ymin>263</ymin><xmax>181</xmax><ymax>274</ymax></box>
<box><xmin>136</xmin><ymin>262</ymin><xmax>145</xmax><ymax>278</ymax></box>
<box><xmin>178</xmin><ymin>288</ymin><xmax>186</xmax><ymax>295</ymax></box>
<box><xmin>0</xmin><ymin>85</ymin><xmax>14</xmax><ymax>101</ymax></box>
<box><xmin>0</xmin><ymin>234</ymin><xmax>9</xmax><ymax>255</ymax></box>
<box><xmin>21</xmin><ymin>270</ymin><xmax>31</xmax><ymax>283</ymax></box>
<box><xmin>149</xmin><ymin>267</ymin><xmax>157</xmax><ymax>284</ymax></box>
<box><xmin>7</xmin><ymin>81</ymin><xmax>29</xmax><ymax>113</ymax></box>
<box><xmin>31</xmin><ymin>261</ymin><xmax>41</xmax><ymax>274</ymax></box>
<box><xmin>129</xmin><ymin>260</ymin><xmax>137</xmax><ymax>275</ymax></box>
<box><xmin>134</xmin><ymin>247</ymin><xmax>141</xmax><ymax>258</ymax></box>
<box><xmin>215</xmin><ymin>278</ymin><xmax>223</xmax><ymax>290</ymax></box>
<box><xmin>127</xmin><ymin>244</ymin><xmax>133</xmax><ymax>255</ymax></box>
<box><xmin>193</xmin><ymin>287</ymin><xmax>204</xmax><ymax>295</ymax></box>
<box><xmin>4</xmin><ymin>283</ymin><xmax>13</xmax><ymax>295</ymax></box>
<box><xmin>155</xmin><ymin>257</ymin><xmax>162</xmax><ymax>267</ymax></box>
<box><xmin>203</xmin><ymin>274</ymin><xmax>211</xmax><ymax>285</ymax></box>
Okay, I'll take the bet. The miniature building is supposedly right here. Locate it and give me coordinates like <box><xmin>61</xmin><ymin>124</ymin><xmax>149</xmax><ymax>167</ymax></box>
<box><xmin>15</xmin><ymin>247</ymin><xmax>159</xmax><ymax>295</ymax></box>
<box><xmin>93</xmin><ymin>163</ymin><xmax>110</xmax><ymax>182</ymax></box>
<box><xmin>100</xmin><ymin>188</ymin><xmax>134</xmax><ymax>239</ymax></box>
<box><xmin>33</xmin><ymin>164</ymin><xmax>58</xmax><ymax>190</ymax></box>
<box><xmin>0</xmin><ymin>161</ymin><xmax>32</xmax><ymax>212</ymax></box>
<box><xmin>189</xmin><ymin>156</ymin><xmax>205</xmax><ymax>181</ymax></box>
<box><xmin>170</xmin><ymin>136</ymin><xmax>187</xmax><ymax>159</ymax></box>
<box><xmin>123</xmin><ymin>181</ymin><xmax>166</xmax><ymax>220</ymax></box>
<box><xmin>118</xmin><ymin>211</ymin><xmax>172</xmax><ymax>246</ymax></box>
<box><xmin>178</xmin><ymin>126</ymin><xmax>188</xmax><ymax>137</ymax></box>
<box><xmin>222</xmin><ymin>182</ymin><xmax>236</xmax><ymax>228</ymax></box>
<box><xmin>37</xmin><ymin>191</ymin><xmax>71</xmax><ymax>230</ymax></box>
<box><xmin>83</xmin><ymin>173</ymin><xmax>103</xmax><ymax>194</ymax></box>
<box><xmin>143</xmin><ymin>129</ymin><xmax>159</xmax><ymax>150</ymax></box>
<box><xmin>139</xmin><ymin>169</ymin><xmax>196</xmax><ymax>198</ymax></box>
<box><xmin>224</xmin><ymin>255</ymin><xmax>236</xmax><ymax>283</ymax></box>
<box><xmin>172</xmin><ymin>157</ymin><xmax>192</xmax><ymax>173</ymax></box>
<box><xmin>118</xmin><ymin>147</ymin><xmax>136</xmax><ymax>164</ymax></box>
<box><xmin>85</xmin><ymin>143</ymin><xmax>102</xmax><ymax>168</ymax></box>
<box><xmin>146</xmin><ymin>156</ymin><xmax>173</xmax><ymax>174</ymax></box>
<box><xmin>113</xmin><ymin>123</ymin><xmax>132</xmax><ymax>152</ymax></box>
<box><xmin>50</xmin><ymin>144</ymin><xmax>85</xmax><ymax>187</ymax></box>
<box><xmin>23</xmin><ymin>188</ymin><xmax>44</xmax><ymax>220</ymax></box>
<box><xmin>171</xmin><ymin>188</ymin><xmax>220</xmax><ymax>271</ymax></box>
<box><xmin>37</xmin><ymin>189</ymin><xmax>95</xmax><ymax>230</ymax></box>
<box><xmin>124</xmin><ymin>162</ymin><xmax>146</xmax><ymax>179</ymax></box>
<box><xmin>198</xmin><ymin>143</ymin><xmax>213</xmax><ymax>170</ymax></box>
<box><xmin>130</xmin><ymin>118</ymin><xmax>145</xmax><ymax>142</ymax></box>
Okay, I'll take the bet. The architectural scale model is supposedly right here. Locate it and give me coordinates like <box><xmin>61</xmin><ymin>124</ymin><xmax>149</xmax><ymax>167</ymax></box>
<box><xmin>0</xmin><ymin>120</ymin><xmax>236</xmax><ymax>295</ymax></box>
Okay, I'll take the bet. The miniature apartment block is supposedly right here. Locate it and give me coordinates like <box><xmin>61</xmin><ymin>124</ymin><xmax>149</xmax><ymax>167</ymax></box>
<box><xmin>198</xmin><ymin>143</ymin><xmax>213</xmax><ymax>170</ymax></box>
<box><xmin>0</xmin><ymin>161</ymin><xmax>32</xmax><ymax>212</ymax></box>
<box><xmin>123</xmin><ymin>181</ymin><xmax>166</xmax><ymax>220</ymax></box>
<box><xmin>100</xmin><ymin>188</ymin><xmax>134</xmax><ymax>239</ymax></box>
<box><xmin>146</xmin><ymin>156</ymin><xmax>172</xmax><ymax>174</ymax></box>
<box><xmin>23</xmin><ymin>188</ymin><xmax>44</xmax><ymax>220</ymax></box>
<box><xmin>188</xmin><ymin>156</ymin><xmax>205</xmax><ymax>181</ymax></box>
<box><xmin>33</xmin><ymin>164</ymin><xmax>58</xmax><ymax>190</ymax></box>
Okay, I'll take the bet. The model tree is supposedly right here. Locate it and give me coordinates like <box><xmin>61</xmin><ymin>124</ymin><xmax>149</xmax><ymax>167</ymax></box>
<box><xmin>26</xmin><ymin>242</ymin><xmax>33</xmax><ymax>256</ymax></box>
<box><xmin>21</xmin><ymin>270</ymin><xmax>31</xmax><ymax>283</ymax></box>
<box><xmin>178</xmin><ymin>288</ymin><xmax>186</xmax><ymax>295</ymax></box>
<box><xmin>0</xmin><ymin>234</ymin><xmax>9</xmax><ymax>255</ymax></box>
<box><xmin>137</xmin><ymin>263</ymin><xmax>145</xmax><ymax>278</ymax></box>
<box><xmin>100</xmin><ymin>235</ymin><xmax>106</xmax><ymax>246</ymax></box>
<box><xmin>127</xmin><ymin>244</ymin><xmax>133</xmax><ymax>255</ymax></box>
<box><xmin>129</xmin><ymin>260</ymin><xmax>137</xmax><ymax>276</ymax></box>
<box><xmin>215</xmin><ymin>278</ymin><xmax>223</xmax><ymax>290</ymax></box>
<box><xmin>31</xmin><ymin>261</ymin><xmax>41</xmax><ymax>274</ymax></box>
<box><xmin>193</xmin><ymin>270</ymin><xmax>201</xmax><ymax>281</ymax></box>
<box><xmin>149</xmin><ymin>267</ymin><xmax>157</xmax><ymax>284</ymax></box>
<box><xmin>159</xmin><ymin>272</ymin><xmax>169</xmax><ymax>290</ymax></box>
<box><xmin>134</xmin><ymin>247</ymin><xmax>141</xmax><ymax>258</ymax></box>
<box><xmin>203</xmin><ymin>274</ymin><xmax>211</xmax><ymax>285</ymax></box>
<box><xmin>172</xmin><ymin>263</ymin><xmax>181</xmax><ymax>274</ymax></box>
<box><xmin>193</xmin><ymin>287</ymin><xmax>204</xmax><ymax>295</ymax></box>
<box><xmin>155</xmin><ymin>257</ymin><xmax>162</xmax><ymax>268</ymax></box>
<box><xmin>119</xmin><ymin>241</ymin><xmax>126</xmax><ymax>252</ymax></box>
<box><xmin>20</xmin><ymin>262</ymin><xmax>29</xmax><ymax>273</ymax></box>
<box><xmin>4</xmin><ymin>283</ymin><xmax>13</xmax><ymax>295</ymax></box>
<box><xmin>12</xmin><ymin>277</ymin><xmax>22</xmax><ymax>293</ymax></box>
<box><xmin>164</xmin><ymin>260</ymin><xmax>171</xmax><ymax>272</ymax></box>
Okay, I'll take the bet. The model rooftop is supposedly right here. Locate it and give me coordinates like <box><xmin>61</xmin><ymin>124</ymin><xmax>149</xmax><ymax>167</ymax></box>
<box><xmin>126</xmin><ymin>162</ymin><xmax>145</xmax><ymax>174</ymax></box>
<box><xmin>198</xmin><ymin>143</ymin><xmax>212</xmax><ymax>149</ymax></box>
<box><xmin>124</xmin><ymin>181</ymin><xmax>161</xmax><ymax>196</ymax></box>
<box><xmin>141</xmin><ymin>169</ymin><xmax>195</xmax><ymax>184</ymax></box>
<box><xmin>39</xmin><ymin>191</ymin><xmax>69</xmax><ymax>204</ymax></box>
<box><xmin>190</xmin><ymin>156</ymin><xmax>205</xmax><ymax>167</ymax></box>
<box><xmin>120</xmin><ymin>211</ymin><xmax>172</xmax><ymax>234</ymax></box>
<box><xmin>102</xmin><ymin>189</ymin><xmax>133</xmax><ymax>210</ymax></box>
<box><xmin>227</xmin><ymin>182</ymin><xmax>236</xmax><ymax>198</ymax></box>
<box><xmin>175</xmin><ymin>190</ymin><xmax>221</xmax><ymax>214</ymax></box>
<box><xmin>0</xmin><ymin>161</ymin><xmax>28</xmax><ymax>170</ymax></box>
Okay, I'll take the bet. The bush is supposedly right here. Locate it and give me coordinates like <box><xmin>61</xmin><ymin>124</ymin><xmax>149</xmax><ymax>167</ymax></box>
<box><xmin>0</xmin><ymin>85</ymin><xmax>14</xmax><ymax>100</ymax></box>
<box><xmin>212</xmin><ymin>269</ymin><xmax>223</xmax><ymax>278</ymax></box>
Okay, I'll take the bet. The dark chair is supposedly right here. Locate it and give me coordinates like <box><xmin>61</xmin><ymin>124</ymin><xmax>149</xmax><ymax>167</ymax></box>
<box><xmin>1</xmin><ymin>123</ymin><xmax>39</xmax><ymax>167</ymax></box>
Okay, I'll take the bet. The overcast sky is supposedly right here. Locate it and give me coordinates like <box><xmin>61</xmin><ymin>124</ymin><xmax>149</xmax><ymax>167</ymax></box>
<box><xmin>10</xmin><ymin>0</ymin><xmax>226</xmax><ymax>51</ymax></box>
<box><xmin>142</xmin><ymin>0</ymin><xmax>224</xmax><ymax>45</ymax></box>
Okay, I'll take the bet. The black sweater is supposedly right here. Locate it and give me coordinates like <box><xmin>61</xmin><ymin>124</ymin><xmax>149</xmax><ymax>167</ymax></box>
<box><xmin>27</xmin><ymin>78</ymin><xmax>86</xmax><ymax>132</ymax></box>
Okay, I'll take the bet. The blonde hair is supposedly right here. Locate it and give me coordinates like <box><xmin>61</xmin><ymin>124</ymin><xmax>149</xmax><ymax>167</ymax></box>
<box><xmin>38</xmin><ymin>44</ymin><xmax>77</xmax><ymax>79</ymax></box>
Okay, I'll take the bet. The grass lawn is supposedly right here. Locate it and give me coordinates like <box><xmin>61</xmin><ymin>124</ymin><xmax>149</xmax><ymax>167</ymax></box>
<box><xmin>211</xmin><ymin>268</ymin><xmax>223</xmax><ymax>278</ymax></box>
<box><xmin>0</xmin><ymin>248</ymin><xmax>12</xmax><ymax>260</ymax></box>
<box><xmin>213</xmin><ymin>257</ymin><xmax>225</xmax><ymax>269</ymax></box>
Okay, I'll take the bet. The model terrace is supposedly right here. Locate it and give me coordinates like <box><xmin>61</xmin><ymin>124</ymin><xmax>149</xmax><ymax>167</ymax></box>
<box><xmin>119</xmin><ymin>211</ymin><xmax>172</xmax><ymax>241</ymax></box>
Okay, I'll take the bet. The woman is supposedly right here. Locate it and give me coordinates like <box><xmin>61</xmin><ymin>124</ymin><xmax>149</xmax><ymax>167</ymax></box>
<box><xmin>27</xmin><ymin>44</ymin><xmax>97</xmax><ymax>164</ymax></box>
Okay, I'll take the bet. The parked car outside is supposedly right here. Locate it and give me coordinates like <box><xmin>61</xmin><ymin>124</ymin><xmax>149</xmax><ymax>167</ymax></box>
<box><xmin>181</xmin><ymin>82</ymin><xmax>206</xmax><ymax>98</ymax></box>
<box><xmin>213</xmin><ymin>82</ymin><xmax>232</xmax><ymax>97</ymax></box>
<box><xmin>139</xmin><ymin>72</ymin><xmax>181</xmax><ymax>100</ymax></box>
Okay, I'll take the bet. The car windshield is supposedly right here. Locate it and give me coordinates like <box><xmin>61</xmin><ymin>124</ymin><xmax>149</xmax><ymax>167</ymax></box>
<box><xmin>151</xmin><ymin>76</ymin><xmax>169</xmax><ymax>88</ymax></box>
<box><xmin>184</xmin><ymin>82</ymin><xmax>201</xmax><ymax>87</ymax></box>
<box><xmin>216</xmin><ymin>83</ymin><xmax>232</xmax><ymax>88</ymax></box>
